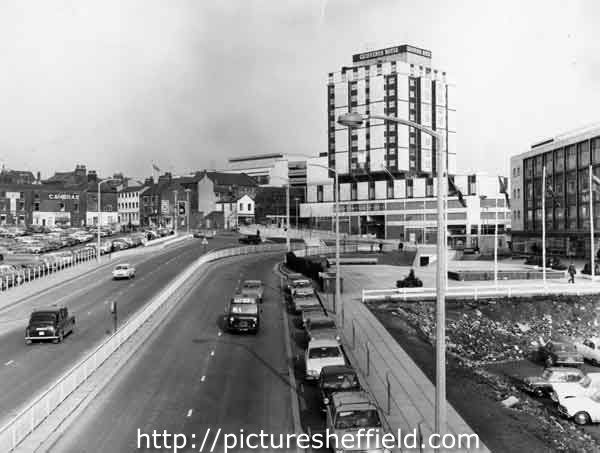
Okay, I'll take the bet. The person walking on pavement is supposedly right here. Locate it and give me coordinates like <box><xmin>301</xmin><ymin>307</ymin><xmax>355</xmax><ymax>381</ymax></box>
<box><xmin>568</xmin><ymin>263</ymin><xmax>576</xmax><ymax>284</ymax></box>
<box><xmin>379</xmin><ymin>241</ymin><xmax>383</xmax><ymax>253</ymax></box>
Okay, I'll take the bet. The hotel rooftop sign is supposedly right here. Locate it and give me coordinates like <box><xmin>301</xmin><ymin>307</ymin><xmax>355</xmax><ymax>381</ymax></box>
<box><xmin>352</xmin><ymin>45</ymin><xmax>432</xmax><ymax>63</ymax></box>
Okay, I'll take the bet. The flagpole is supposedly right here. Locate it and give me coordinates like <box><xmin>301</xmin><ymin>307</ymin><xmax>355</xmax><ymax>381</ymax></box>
<box><xmin>542</xmin><ymin>166</ymin><xmax>547</xmax><ymax>286</ymax></box>
<box><xmin>590</xmin><ymin>165</ymin><xmax>595</xmax><ymax>280</ymax></box>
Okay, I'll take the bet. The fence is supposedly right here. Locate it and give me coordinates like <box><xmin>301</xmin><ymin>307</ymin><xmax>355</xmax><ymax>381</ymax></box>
<box><xmin>0</xmin><ymin>243</ymin><xmax>288</xmax><ymax>452</ymax></box>
<box><xmin>1</xmin><ymin>248</ymin><xmax>97</xmax><ymax>293</ymax></box>
<box><xmin>362</xmin><ymin>283</ymin><xmax>600</xmax><ymax>302</ymax></box>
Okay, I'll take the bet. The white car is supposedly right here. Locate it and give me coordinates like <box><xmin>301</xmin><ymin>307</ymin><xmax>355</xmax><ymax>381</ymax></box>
<box><xmin>551</xmin><ymin>373</ymin><xmax>600</xmax><ymax>403</ymax></box>
<box><xmin>557</xmin><ymin>390</ymin><xmax>600</xmax><ymax>425</ymax></box>
<box><xmin>576</xmin><ymin>337</ymin><xmax>600</xmax><ymax>366</ymax></box>
<box><xmin>305</xmin><ymin>338</ymin><xmax>345</xmax><ymax>381</ymax></box>
<box><xmin>112</xmin><ymin>264</ymin><xmax>136</xmax><ymax>280</ymax></box>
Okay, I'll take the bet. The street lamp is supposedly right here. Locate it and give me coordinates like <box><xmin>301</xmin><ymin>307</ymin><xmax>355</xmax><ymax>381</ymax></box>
<box><xmin>172</xmin><ymin>189</ymin><xmax>178</xmax><ymax>234</ymax></box>
<box><xmin>338</xmin><ymin>111</ymin><xmax>448</xmax><ymax>436</ymax></box>
<box><xmin>97</xmin><ymin>178</ymin><xmax>120</xmax><ymax>261</ymax></box>
<box><xmin>185</xmin><ymin>188</ymin><xmax>191</xmax><ymax>234</ymax></box>
<box><xmin>307</xmin><ymin>162</ymin><xmax>341</xmax><ymax>326</ymax></box>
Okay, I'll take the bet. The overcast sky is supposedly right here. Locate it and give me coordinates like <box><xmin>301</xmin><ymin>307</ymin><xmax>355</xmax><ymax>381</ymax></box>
<box><xmin>0</xmin><ymin>0</ymin><xmax>598</xmax><ymax>179</ymax></box>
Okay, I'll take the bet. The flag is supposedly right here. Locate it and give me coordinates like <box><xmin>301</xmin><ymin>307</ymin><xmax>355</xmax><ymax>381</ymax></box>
<box><xmin>152</xmin><ymin>163</ymin><xmax>161</xmax><ymax>172</ymax></box>
<box><xmin>546</xmin><ymin>183</ymin><xmax>560</xmax><ymax>207</ymax></box>
<box><xmin>448</xmin><ymin>177</ymin><xmax>467</xmax><ymax>207</ymax></box>
<box><xmin>498</xmin><ymin>176</ymin><xmax>510</xmax><ymax>209</ymax></box>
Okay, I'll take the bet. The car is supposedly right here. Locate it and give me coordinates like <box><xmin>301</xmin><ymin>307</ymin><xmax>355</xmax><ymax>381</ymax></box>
<box><xmin>576</xmin><ymin>337</ymin><xmax>600</xmax><ymax>366</ymax></box>
<box><xmin>318</xmin><ymin>365</ymin><xmax>361</xmax><ymax>407</ymax></box>
<box><xmin>285</xmin><ymin>277</ymin><xmax>312</xmax><ymax>296</ymax></box>
<box><xmin>291</xmin><ymin>288</ymin><xmax>320</xmax><ymax>314</ymax></box>
<box><xmin>538</xmin><ymin>339</ymin><xmax>584</xmax><ymax>368</ymax></box>
<box><xmin>324</xmin><ymin>391</ymin><xmax>390</xmax><ymax>452</ymax></box>
<box><xmin>299</xmin><ymin>305</ymin><xmax>325</xmax><ymax>328</ymax></box>
<box><xmin>226</xmin><ymin>295</ymin><xmax>259</xmax><ymax>333</ymax></box>
<box><xmin>239</xmin><ymin>280</ymin><xmax>264</xmax><ymax>303</ymax></box>
<box><xmin>305</xmin><ymin>315</ymin><xmax>340</xmax><ymax>342</ymax></box>
<box><xmin>25</xmin><ymin>307</ymin><xmax>75</xmax><ymax>344</ymax></box>
<box><xmin>557</xmin><ymin>390</ymin><xmax>600</xmax><ymax>425</ymax></box>
<box><xmin>238</xmin><ymin>235</ymin><xmax>262</xmax><ymax>245</ymax></box>
<box><xmin>551</xmin><ymin>373</ymin><xmax>600</xmax><ymax>403</ymax></box>
<box><xmin>305</xmin><ymin>338</ymin><xmax>345</xmax><ymax>381</ymax></box>
<box><xmin>112</xmin><ymin>264</ymin><xmax>136</xmax><ymax>280</ymax></box>
<box><xmin>111</xmin><ymin>239</ymin><xmax>129</xmax><ymax>251</ymax></box>
<box><xmin>522</xmin><ymin>367</ymin><xmax>586</xmax><ymax>398</ymax></box>
<box><xmin>193</xmin><ymin>230</ymin><xmax>205</xmax><ymax>238</ymax></box>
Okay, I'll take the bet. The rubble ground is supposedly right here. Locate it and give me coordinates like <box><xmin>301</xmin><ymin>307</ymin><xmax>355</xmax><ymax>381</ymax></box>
<box><xmin>368</xmin><ymin>294</ymin><xmax>600</xmax><ymax>453</ymax></box>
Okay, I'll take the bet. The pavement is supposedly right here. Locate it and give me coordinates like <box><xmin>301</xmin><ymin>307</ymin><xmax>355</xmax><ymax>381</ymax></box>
<box><xmin>45</xmin><ymin>253</ymin><xmax>297</xmax><ymax>453</ymax></box>
<box><xmin>0</xmin><ymin>234</ymin><xmax>236</xmax><ymax>426</ymax></box>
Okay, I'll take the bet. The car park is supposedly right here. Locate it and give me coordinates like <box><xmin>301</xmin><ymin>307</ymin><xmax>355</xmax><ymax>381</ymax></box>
<box><xmin>226</xmin><ymin>295</ymin><xmax>259</xmax><ymax>333</ymax></box>
<box><xmin>538</xmin><ymin>339</ymin><xmax>584</xmax><ymax>368</ymax></box>
<box><xmin>25</xmin><ymin>307</ymin><xmax>75</xmax><ymax>344</ymax></box>
<box><xmin>112</xmin><ymin>264</ymin><xmax>136</xmax><ymax>280</ymax></box>
<box><xmin>522</xmin><ymin>367</ymin><xmax>586</xmax><ymax>398</ymax></box>
<box><xmin>305</xmin><ymin>338</ymin><xmax>345</xmax><ymax>380</ymax></box>
<box><xmin>318</xmin><ymin>365</ymin><xmax>361</xmax><ymax>407</ymax></box>
<box><xmin>324</xmin><ymin>391</ymin><xmax>389</xmax><ymax>452</ymax></box>
<box><xmin>239</xmin><ymin>279</ymin><xmax>264</xmax><ymax>303</ymax></box>
<box><xmin>305</xmin><ymin>315</ymin><xmax>340</xmax><ymax>342</ymax></box>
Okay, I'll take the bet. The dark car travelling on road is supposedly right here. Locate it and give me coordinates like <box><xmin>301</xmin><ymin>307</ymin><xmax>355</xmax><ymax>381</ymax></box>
<box><xmin>238</xmin><ymin>235</ymin><xmax>262</xmax><ymax>245</ymax></box>
<box><xmin>538</xmin><ymin>340</ymin><xmax>584</xmax><ymax>368</ymax></box>
<box><xmin>226</xmin><ymin>295</ymin><xmax>260</xmax><ymax>334</ymax></box>
<box><xmin>319</xmin><ymin>365</ymin><xmax>361</xmax><ymax>407</ymax></box>
<box><xmin>25</xmin><ymin>307</ymin><xmax>75</xmax><ymax>344</ymax></box>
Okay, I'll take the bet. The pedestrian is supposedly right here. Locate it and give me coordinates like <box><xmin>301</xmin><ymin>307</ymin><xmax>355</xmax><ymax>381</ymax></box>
<box><xmin>379</xmin><ymin>242</ymin><xmax>383</xmax><ymax>253</ymax></box>
<box><xmin>568</xmin><ymin>263</ymin><xmax>576</xmax><ymax>284</ymax></box>
<box><xmin>398</xmin><ymin>242</ymin><xmax>404</xmax><ymax>252</ymax></box>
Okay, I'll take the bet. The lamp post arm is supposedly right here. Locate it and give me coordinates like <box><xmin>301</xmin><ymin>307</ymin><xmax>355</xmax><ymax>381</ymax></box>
<box><xmin>367</xmin><ymin>114</ymin><xmax>444</xmax><ymax>142</ymax></box>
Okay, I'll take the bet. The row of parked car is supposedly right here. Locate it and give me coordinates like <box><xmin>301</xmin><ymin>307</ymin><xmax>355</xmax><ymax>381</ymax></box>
<box><xmin>523</xmin><ymin>337</ymin><xmax>600</xmax><ymax>425</ymax></box>
<box><xmin>284</xmin><ymin>273</ymin><xmax>390</xmax><ymax>451</ymax></box>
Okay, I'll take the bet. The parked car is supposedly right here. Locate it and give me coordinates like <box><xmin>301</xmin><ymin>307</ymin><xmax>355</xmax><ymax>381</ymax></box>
<box><xmin>300</xmin><ymin>305</ymin><xmax>326</xmax><ymax>329</ymax></box>
<box><xmin>226</xmin><ymin>294</ymin><xmax>259</xmax><ymax>334</ymax></box>
<box><xmin>112</xmin><ymin>264</ymin><xmax>136</xmax><ymax>280</ymax></box>
<box><xmin>551</xmin><ymin>373</ymin><xmax>600</xmax><ymax>403</ymax></box>
<box><xmin>291</xmin><ymin>288</ymin><xmax>320</xmax><ymax>314</ymax></box>
<box><xmin>318</xmin><ymin>365</ymin><xmax>362</xmax><ymax>407</ymax></box>
<box><xmin>239</xmin><ymin>280</ymin><xmax>264</xmax><ymax>303</ymax></box>
<box><xmin>25</xmin><ymin>307</ymin><xmax>75</xmax><ymax>344</ymax></box>
<box><xmin>305</xmin><ymin>338</ymin><xmax>345</xmax><ymax>381</ymax></box>
<box><xmin>538</xmin><ymin>340</ymin><xmax>584</xmax><ymax>368</ymax></box>
<box><xmin>576</xmin><ymin>337</ymin><xmax>600</xmax><ymax>366</ymax></box>
<box><xmin>522</xmin><ymin>367</ymin><xmax>586</xmax><ymax>397</ymax></box>
<box><xmin>324</xmin><ymin>391</ymin><xmax>388</xmax><ymax>451</ymax></box>
<box><xmin>557</xmin><ymin>390</ymin><xmax>600</xmax><ymax>425</ymax></box>
<box><xmin>305</xmin><ymin>314</ymin><xmax>340</xmax><ymax>342</ymax></box>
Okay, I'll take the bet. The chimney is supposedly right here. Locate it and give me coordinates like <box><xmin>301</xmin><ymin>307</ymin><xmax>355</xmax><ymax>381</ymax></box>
<box><xmin>87</xmin><ymin>170</ymin><xmax>98</xmax><ymax>182</ymax></box>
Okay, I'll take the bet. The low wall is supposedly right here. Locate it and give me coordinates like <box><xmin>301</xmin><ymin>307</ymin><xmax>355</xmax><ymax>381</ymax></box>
<box><xmin>448</xmin><ymin>269</ymin><xmax>565</xmax><ymax>281</ymax></box>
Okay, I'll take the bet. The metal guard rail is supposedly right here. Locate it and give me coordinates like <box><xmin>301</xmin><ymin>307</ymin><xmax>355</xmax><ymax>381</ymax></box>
<box><xmin>0</xmin><ymin>243</ymin><xmax>288</xmax><ymax>452</ymax></box>
<box><xmin>362</xmin><ymin>284</ymin><xmax>600</xmax><ymax>302</ymax></box>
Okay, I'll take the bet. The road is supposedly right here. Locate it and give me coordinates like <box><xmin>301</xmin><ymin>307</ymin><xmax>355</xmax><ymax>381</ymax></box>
<box><xmin>0</xmin><ymin>234</ymin><xmax>238</xmax><ymax>424</ymax></box>
<box><xmin>48</xmin><ymin>254</ymin><xmax>297</xmax><ymax>453</ymax></box>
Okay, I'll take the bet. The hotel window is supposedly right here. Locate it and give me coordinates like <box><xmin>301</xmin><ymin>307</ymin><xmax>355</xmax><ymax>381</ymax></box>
<box><xmin>593</xmin><ymin>138</ymin><xmax>600</xmax><ymax>164</ymax></box>
<box><xmin>317</xmin><ymin>185</ymin><xmax>323</xmax><ymax>202</ymax></box>
<box><xmin>34</xmin><ymin>202</ymin><xmax>40</xmax><ymax>211</ymax></box>
<box><xmin>409</xmin><ymin>79</ymin><xmax>415</xmax><ymax>87</ymax></box>
<box><xmin>566</xmin><ymin>145</ymin><xmax>577</xmax><ymax>170</ymax></box>
<box><xmin>387</xmin><ymin>180</ymin><xmax>394</xmax><ymax>198</ymax></box>
<box><xmin>578</xmin><ymin>141</ymin><xmax>590</xmax><ymax>168</ymax></box>
<box><xmin>350</xmin><ymin>183</ymin><xmax>357</xmax><ymax>201</ymax></box>
<box><xmin>534</xmin><ymin>155</ymin><xmax>543</xmax><ymax>176</ymax></box>
<box><xmin>426</xmin><ymin>178</ymin><xmax>434</xmax><ymax>197</ymax></box>
<box><xmin>388</xmin><ymin>89</ymin><xmax>396</xmax><ymax>96</ymax></box>
<box><xmin>554</xmin><ymin>149</ymin><xmax>565</xmax><ymax>172</ymax></box>
<box><xmin>406</xmin><ymin>179</ymin><xmax>414</xmax><ymax>198</ymax></box>
<box><xmin>368</xmin><ymin>181</ymin><xmax>375</xmax><ymax>200</ymax></box>
<box><xmin>409</xmin><ymin>113</ymin><xmax>415</xmax><ymax>121</ymax></box>
<box><xmin>544</xmin><ymin>152</ymin><xmax>553</xmax><ymax>174</ymax></box>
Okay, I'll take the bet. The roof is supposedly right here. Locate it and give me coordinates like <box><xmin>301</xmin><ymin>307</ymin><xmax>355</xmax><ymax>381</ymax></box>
<box><xmin>205</xmin><ymin>171</ymin><xmax>258</xmax><ymax>187</ymax></box>
<box><xmin>228</xmin><ymin>153</ymin><xmax>284</xmax><ymax>163</ymax></box>
<box><xmin>308</xmin><ymin>338</ymin><xmax>340</xmax><ymax>348</ymax></box>
<box><xmin>320</xmin><ymin>365</ymin><xmax>357</xmax><ymax>377</ymax></box>
<box><xmin>331</xmin><ymin>391</ymin><xmax>374</xmax><ymax>409</ymax></box>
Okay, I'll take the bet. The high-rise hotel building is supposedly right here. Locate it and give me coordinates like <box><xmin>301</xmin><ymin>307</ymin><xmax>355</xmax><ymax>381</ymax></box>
<box><xmin>326</xmin><ymin>44</ymin><xmax>457</xmax><ymax>181</ymax></box>
<box><xmin>300</xmin><ymin>44</ymin><xmax>511</xmax><ymax>249</ymax></box>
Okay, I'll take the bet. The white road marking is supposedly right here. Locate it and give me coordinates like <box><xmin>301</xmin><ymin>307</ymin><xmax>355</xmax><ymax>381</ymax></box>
<box><xmin>210</xmin><ymin>350</ymin><xmax>215</xmax><ymax>357</ymax></box>
<box><xmin>187</xmin><ymin>409</ymin><xmax>193</xmax><ymax>417</ymax></box>
<box><xmin>201</xmin><ymin>375</ymin><xmax>206</xmax><ymax>382</ymax></box>
<box><xmin>5</xmin><ymin>360</ymin><xmax>14</xmax><ymax>366</ymax></box>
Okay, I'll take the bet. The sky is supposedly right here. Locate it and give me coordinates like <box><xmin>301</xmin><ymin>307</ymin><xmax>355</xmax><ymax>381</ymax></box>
<box><xmin>0</xmin><ymin>0</ymin><xmax>599</xmax><ymax>179</ymax></box>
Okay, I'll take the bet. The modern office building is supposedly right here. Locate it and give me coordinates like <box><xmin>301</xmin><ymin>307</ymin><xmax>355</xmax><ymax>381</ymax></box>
<box><xmin>299</xmin><ymin>44</ymin><xmax>510</xmax><ymax>248</ymax></box>
<box><xmin>510</xmin><ymin>123</ymin><xmax>600</xmax><ymax>258</ymax></box>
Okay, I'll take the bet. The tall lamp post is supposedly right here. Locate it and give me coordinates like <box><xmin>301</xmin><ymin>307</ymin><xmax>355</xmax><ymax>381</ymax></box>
<box><xmin>270</xmin><ymin>175</ymin><xmax>291</xmax><ymax>252</ymax></box>
<box><xmin>338</xmin><ymin>111</ymin><xmax>447</xmax><ymax>436</ymax></box>
<box><xmin>185</xmin><ymin>188</ymin><xmax>191</xmax><ymax>233</ymax></box>
<box><xmin>307</xmin><ymin>162</ymin><xmax>341</xmax><ymax>324</ymax></box>
<box><xmin>96</xmin><ymin>178</ymin><xmax>120</xmax><ymax>262</ymax></box>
